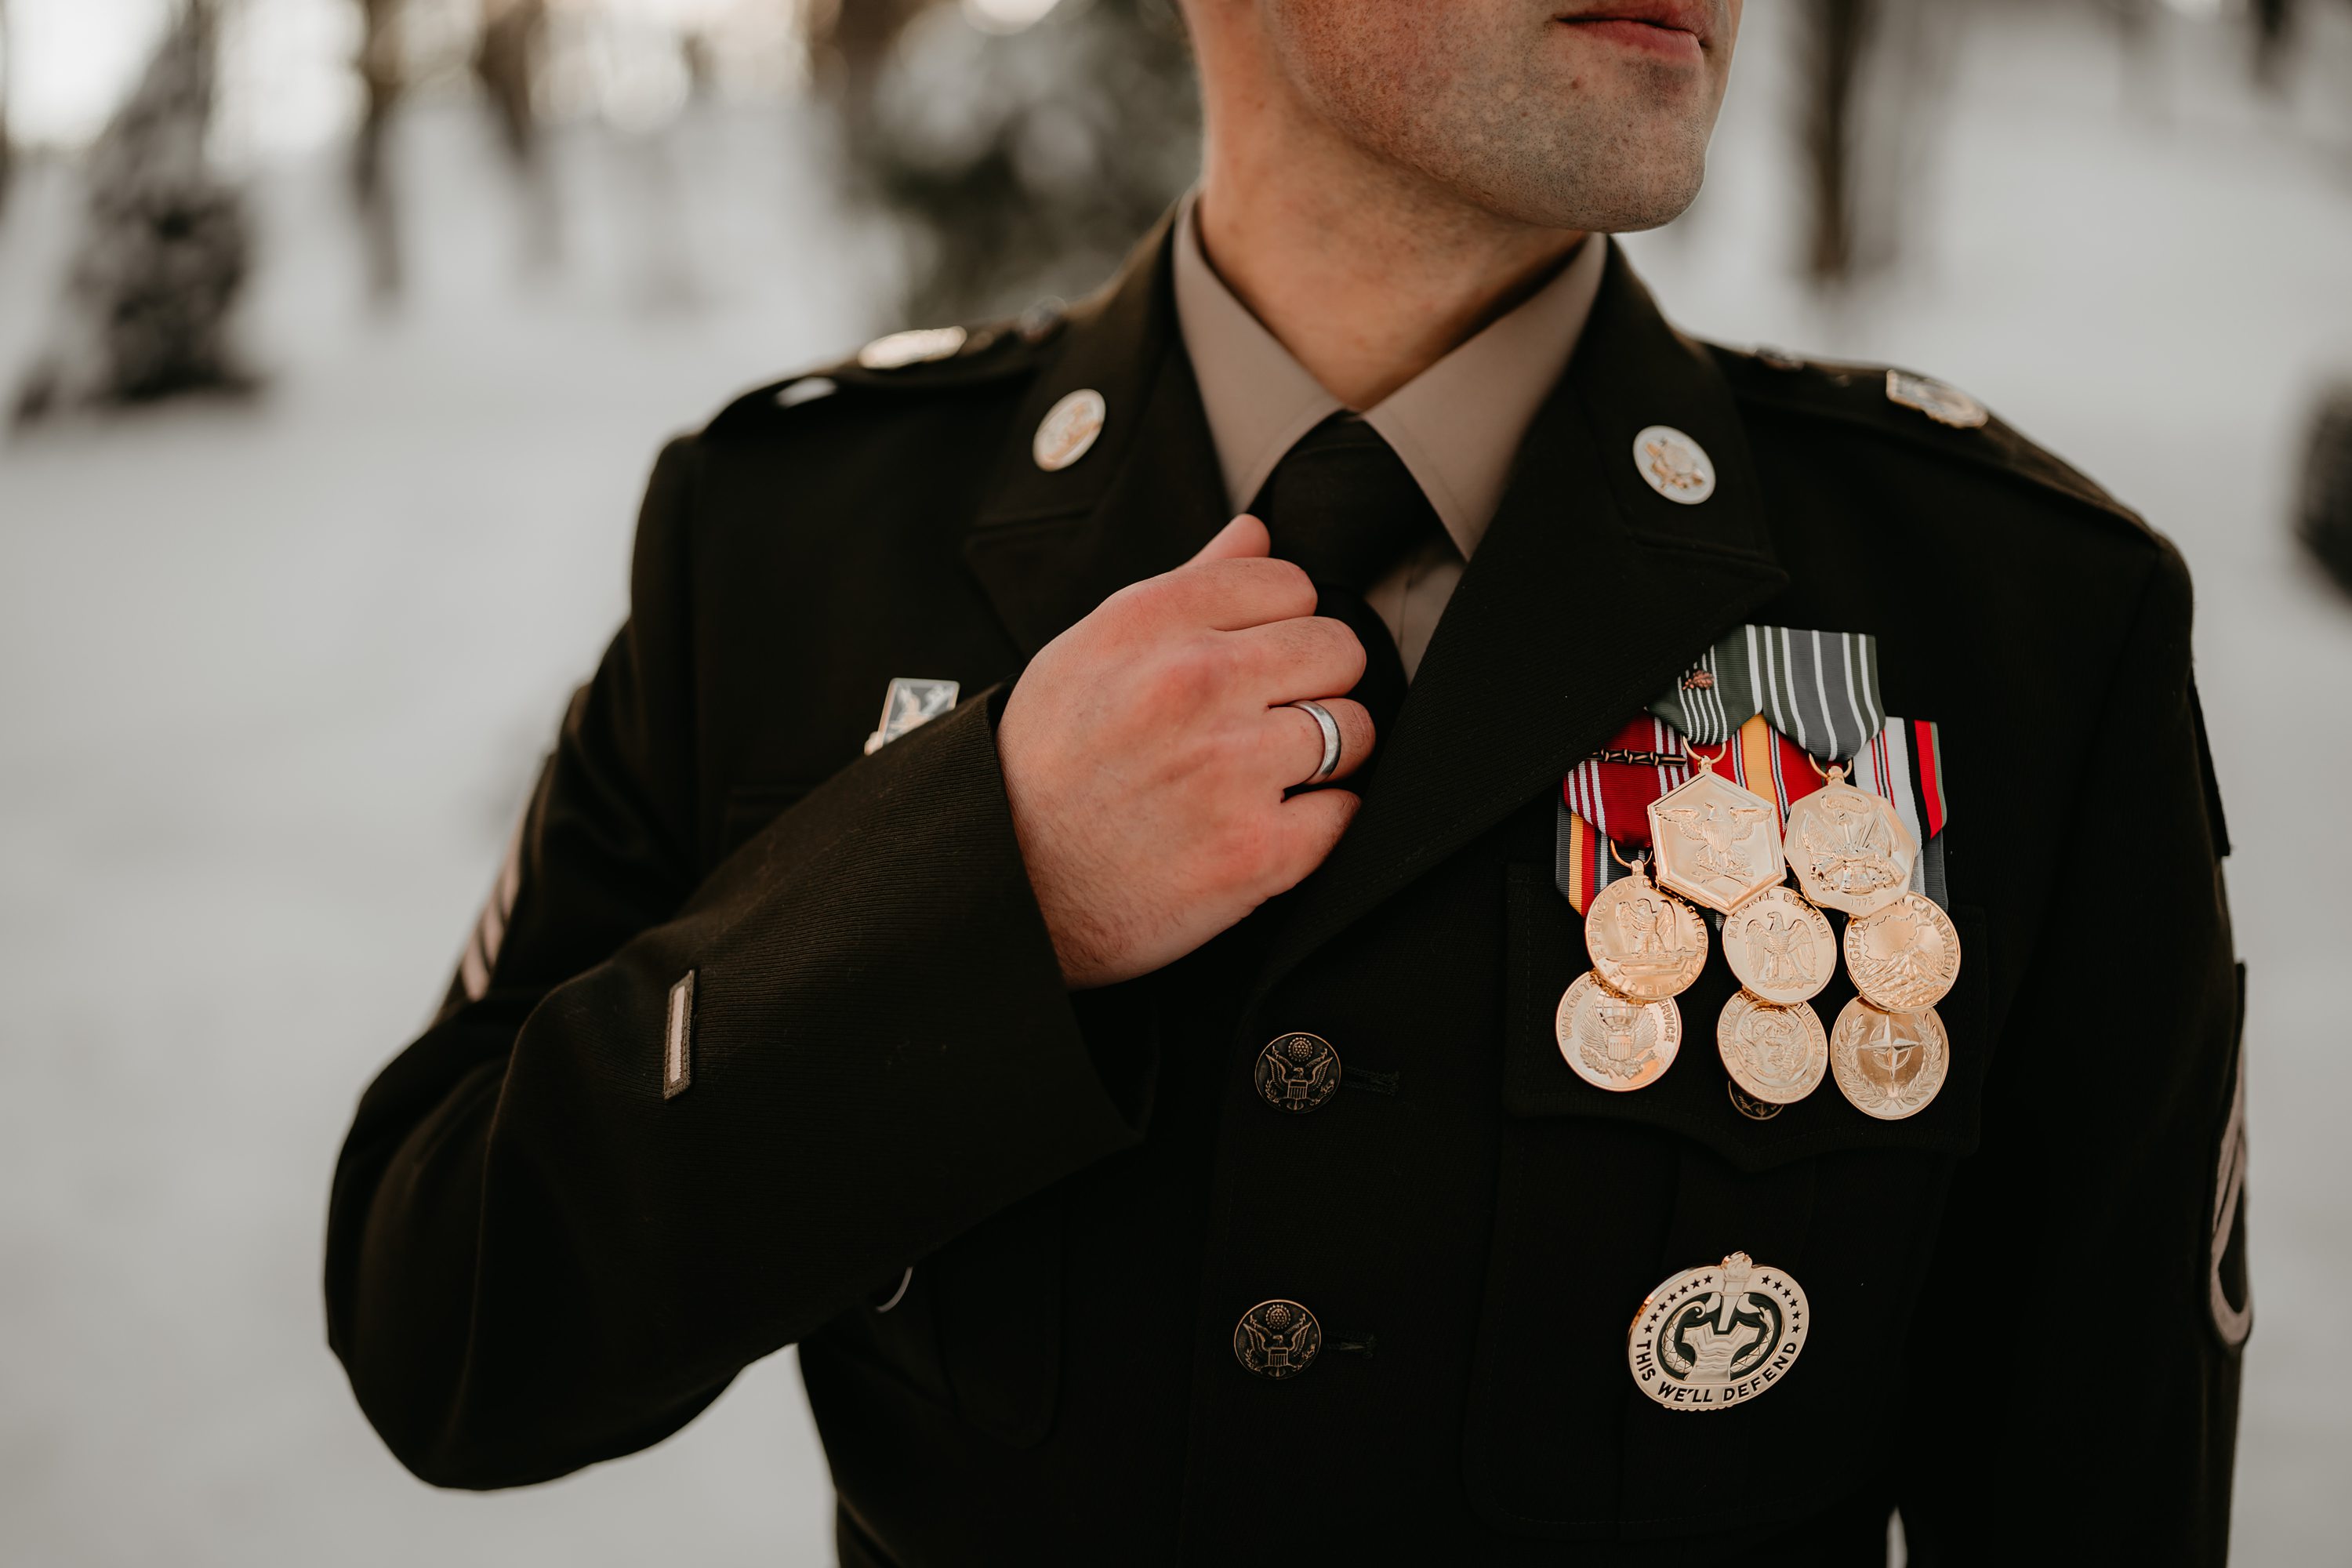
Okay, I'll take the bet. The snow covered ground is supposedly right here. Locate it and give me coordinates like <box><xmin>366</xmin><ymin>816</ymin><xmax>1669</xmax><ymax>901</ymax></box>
<box><xmin>2</xmin><ymin>3</ymin><xmax>2347</xmax><ymax>1563</ymax></box>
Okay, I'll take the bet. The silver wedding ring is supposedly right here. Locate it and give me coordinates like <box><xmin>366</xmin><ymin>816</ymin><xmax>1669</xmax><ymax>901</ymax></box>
<box><xmin>1290</xmin><ymin>699</ymin><xmax>1342</xmax><ymax>785</ymax></box>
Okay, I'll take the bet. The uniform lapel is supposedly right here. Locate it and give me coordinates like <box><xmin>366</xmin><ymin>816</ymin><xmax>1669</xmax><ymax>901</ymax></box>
<box><xmin>1250</xmin><ymin>243</ymin><xmax>1790</xmax><ymax>999</ymax></box>
<box><xmin>964</xmin><ymin>216</ymin><xmax>1232</xmax><ymax>658</ymax></box>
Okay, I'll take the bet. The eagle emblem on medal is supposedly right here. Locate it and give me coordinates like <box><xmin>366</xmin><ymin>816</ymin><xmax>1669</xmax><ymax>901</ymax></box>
<box><xmin>1784</xmin><ymin>764</ymin><xmax>1917</xmax><ymax>918</ymax></box>
<box><xmin>1556</xmin><ymin>972</ymin><xmax>1682</xmax><ymax>1093</ymax></box>
<box><xmin>1647</xmin><ymin>753</ymin><xmax>1786</xmax><ymax>913</ymax></box>
<box><xmin>1627</xmin><ymin>1251</ymin><xmax>1809</xmax><ymax>1411</ymax></box>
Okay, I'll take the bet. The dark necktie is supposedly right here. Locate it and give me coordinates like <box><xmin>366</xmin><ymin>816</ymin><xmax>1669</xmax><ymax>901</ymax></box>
<box><xmin>1250</xmin><ymin>416</ymin><xmax>1439</xmax><ymax>753</ymax></box>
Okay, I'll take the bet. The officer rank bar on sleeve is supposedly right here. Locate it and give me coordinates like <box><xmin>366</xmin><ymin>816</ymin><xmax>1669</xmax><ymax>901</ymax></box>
<box><xmin>662</xmin><ymin>971</ymin><xmax>695</xmax><ymax>1101</ymax></box>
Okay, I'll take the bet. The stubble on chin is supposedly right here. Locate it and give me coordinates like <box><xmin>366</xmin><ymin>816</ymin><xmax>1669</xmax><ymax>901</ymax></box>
<box><xmin>1272</xmin><ymin>3</ymin><xmax>1722</xmax><ymax>236</ymax></box>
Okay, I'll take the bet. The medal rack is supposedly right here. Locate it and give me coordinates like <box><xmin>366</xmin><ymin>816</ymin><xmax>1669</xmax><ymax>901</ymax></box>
<box><xmin>1555</xmin><ymin>743</ymin><xmax>1959</xmax><ymax>1122</ymax></box>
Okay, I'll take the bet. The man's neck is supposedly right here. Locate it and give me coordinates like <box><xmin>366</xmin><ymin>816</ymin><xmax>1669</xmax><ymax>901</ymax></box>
<box><xmin>1193</xmin><ymin>92</ymin><xmax>1584</xmax><ymax>411</ymax></box>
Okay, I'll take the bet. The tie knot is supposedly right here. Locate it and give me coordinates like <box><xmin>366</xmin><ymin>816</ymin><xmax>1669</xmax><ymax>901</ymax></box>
<box><xmin>1254</xmin><ymin>416</ymin><xmax>1441</xmax><ymax>594</ymax></box>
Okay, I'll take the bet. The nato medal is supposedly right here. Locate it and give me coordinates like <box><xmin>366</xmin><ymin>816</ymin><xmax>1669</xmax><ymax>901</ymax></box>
<box><xmin>1784</xmin><ymin>761</ymin><xmax>1916</xmax><ymax>917</ymax></box>
<box><xmin>1647</xmin><ymin>746</ymin><xmax>1785</xmax><ymax>913</ymax></box>
<box><xmin>1628</xmin><ymin>1250</ymin><xmax>1809</xmax><ymax>1411</ymax></box>
<box><xmin>1557</xmin><ymin>971</ymin><xmax>1681</xmax><ymax>1093</ymax></box>
<box><xmin>1583</xmin><ymin>855</ymin><xmax>1708</xmax><ymax>1002</ymax></box>
<box><xmin>1717</xmin><ymin>991</ymin><xmax>1829</xmax><ymax>1105</ymax></box>
<box><xmin>1843</xmin><ymin>891</ymin><xmax>1962</xmax><ymax>1012</ymax></box>
<box><xmin>1829</xmin><ymin>997</ymin><xmax>1948</xmax><ymax>1120</ymax></box>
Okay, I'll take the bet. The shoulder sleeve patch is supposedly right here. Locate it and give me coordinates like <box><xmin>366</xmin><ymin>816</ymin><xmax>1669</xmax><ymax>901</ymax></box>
<box><xmin>2209</xmin><ymin>967</ymin><xmax>2251</xmax><ymax>1349</ymax></box>
<box><xmin>2189</xmin><ymin>678</ymin><xmax>2232</xmax><ymax>858</ymax></box>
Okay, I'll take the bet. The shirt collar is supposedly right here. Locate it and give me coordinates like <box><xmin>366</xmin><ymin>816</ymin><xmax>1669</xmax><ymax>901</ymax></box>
<box><xmin>1171</xmin><ymin>190</ymin><xmax>1606</xmax><ymax>560</ymax></box>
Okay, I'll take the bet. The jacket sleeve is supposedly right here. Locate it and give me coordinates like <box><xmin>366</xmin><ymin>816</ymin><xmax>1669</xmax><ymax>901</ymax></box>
<box><xmin>1900</xmin><ymin>539</ymin><xmax>2245</xmax><ymax>1563</ymax></box>
<box><xmin>324</xmin><ymin>436</ymin><xmax>1152</xmax><ymax>1489</ymax></box>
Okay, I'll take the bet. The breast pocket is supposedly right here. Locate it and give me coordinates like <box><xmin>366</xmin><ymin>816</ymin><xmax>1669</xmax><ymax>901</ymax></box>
<box><xmin>1463</xmin><ymin>865</ymin><xmax>1991</xmax><ymax>1539</ymax></box>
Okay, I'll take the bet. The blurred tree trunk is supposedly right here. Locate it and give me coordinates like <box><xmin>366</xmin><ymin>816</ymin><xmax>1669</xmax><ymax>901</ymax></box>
<box><xmin>1</xmin><ymin>0</ymin><xmax>14</xmax><ymax>220</ymax></box>
<box><xmin>13</xmin><ymin>0</ymin><xmax>255</xmax><ymax>423</ymax></box>
<box><xmin>2251</xmin><ymin>0</ymin><xmax>2294</xmax><ymax>89</ymax></box>
<box><xmin>805</xmin><ymin>0</ymin><xmax>940</xmax><ymax>126</ymax></box>
<box><xmin>840</xmin><ymin>0</ymin><xmax>1200</xmax><ymax>324</ymax></box>
<box><xmin>475</xmin><ymin>0</ymin><xmax>544</xmax><ymax>162</ymax></box>
<box><xmin>1799</xmin><ymin>0</ymin><xmax>1873</xmax><ymax>286</ymax></box>
<box><xmin>354</xmin><ymin>0</ymin><xmax>404</xmax><ymax>301</ymax></box>
<box><xmin>474</xmin><ymin>0</ymin><xmax>557</xmax><ymax>270</ymax></box>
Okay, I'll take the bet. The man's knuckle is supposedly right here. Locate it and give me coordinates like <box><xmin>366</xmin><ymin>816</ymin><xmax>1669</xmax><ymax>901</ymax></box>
<box><xmin>1143</xmin><ymin>642</ymin><xmax>1219</xmax><ymax>713</ymax></box>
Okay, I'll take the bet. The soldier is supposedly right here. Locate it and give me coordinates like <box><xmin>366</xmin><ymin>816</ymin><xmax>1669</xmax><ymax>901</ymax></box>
<box><xmin>325</xmin><ymin>1</ymin><xmax>2249</xmax><ymax>1562</ymax></box>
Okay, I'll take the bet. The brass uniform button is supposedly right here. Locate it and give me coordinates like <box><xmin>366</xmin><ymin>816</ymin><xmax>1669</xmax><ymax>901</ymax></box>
<box><xmin>1630</xmin><ymin>424</ymin><xmax>1716</xmax><ymax>506</ymax></box>
<box><xmin>1254</xmin><ymin>1032</ymin><xmax>1341</xmax><ymax>1113</ymax></box>
<box><xmin>1884</xmin><ymin>368</ymin><xmax>1989</xmax><ymax>430</ymax></box>
<box><xmin>1233</xmin><ymin>1299</ymin><xmax>1323</xmax><ymax>1380</ymax></box>
<box><xmin>1033</xmin><ymin>388</ymin><xmax>1107</xmax><ymax>471</ymax></box>
<box><xmin>856</xmin><ymin>325</ymin><xmax>967</xmax><ymax>371</ymax></box>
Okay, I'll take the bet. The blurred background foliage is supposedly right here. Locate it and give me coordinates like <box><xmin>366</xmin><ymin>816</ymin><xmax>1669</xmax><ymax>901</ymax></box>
<box><xmin>1</xmin><ymin>0</ymin><xmax>2342</xmax><ymax>397</ymax></box>
<box><xmin>9</xmin><ymin>0</ymin><xmax>2346</xmax><ymax>570</ymax></box>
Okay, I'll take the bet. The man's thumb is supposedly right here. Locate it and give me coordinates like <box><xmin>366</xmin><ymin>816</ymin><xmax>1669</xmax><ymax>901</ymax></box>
<box><xmin>1191</xmin><ymin>514</ymin><xmax>1271</xmax><ymax>562</ymax></box>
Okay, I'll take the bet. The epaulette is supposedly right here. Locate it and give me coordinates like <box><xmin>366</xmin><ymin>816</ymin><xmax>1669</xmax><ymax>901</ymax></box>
<box><xmin>1708</xmin><ymin>342</ymin><xmax>2151</xmax><ymax>542</ymax></box>
<box><xmin>702</xmin><ymin>299</ymin><xmax>1069</xmax><ymax>439</ymax></box>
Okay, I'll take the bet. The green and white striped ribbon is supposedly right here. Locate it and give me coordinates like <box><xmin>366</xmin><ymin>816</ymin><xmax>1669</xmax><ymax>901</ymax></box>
<box><xmin>1647</xmin><ymin>625</ymin><xmax>1886</xmax><ymax>764</ymax></box>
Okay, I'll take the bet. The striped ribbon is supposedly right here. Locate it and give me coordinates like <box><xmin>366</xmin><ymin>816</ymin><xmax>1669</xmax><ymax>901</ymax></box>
<box><xmin>1558</xmin><ymin>712</ymin><xmax>1948</xmax><ymax>913</ymax></box>
<box><xmin>1649</xmin><ymin>625</ymin><xmax>1886</xmax><ymax>764</ymax></box>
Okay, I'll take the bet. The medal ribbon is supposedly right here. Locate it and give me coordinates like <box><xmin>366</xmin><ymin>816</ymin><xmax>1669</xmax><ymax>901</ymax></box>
<box><xmin>1648</xmin><ymin>625</ymin><xmax>1886</xmax><ymax>764</ymax></box>
<box><xmin>1558</xmin><ymin>713</ymin><xmax>1948</xmax><ymax>913</ymax></box>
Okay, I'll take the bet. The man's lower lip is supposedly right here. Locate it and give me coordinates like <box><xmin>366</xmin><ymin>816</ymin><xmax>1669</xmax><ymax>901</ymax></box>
<box><xmin>1559</xmin><ymin>17</ymin><xmax>1705</xmax><ymax>60</ymax></box>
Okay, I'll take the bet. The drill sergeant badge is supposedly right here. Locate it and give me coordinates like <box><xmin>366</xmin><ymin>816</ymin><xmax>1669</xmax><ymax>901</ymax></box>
<box><xmin>1628</xmin><ymin>1251</ymin><xmax>1809</xmax><ymax>1411</ymax></box>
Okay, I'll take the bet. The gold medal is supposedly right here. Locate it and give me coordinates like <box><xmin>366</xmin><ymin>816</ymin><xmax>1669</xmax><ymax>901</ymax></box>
<box><xmin>1719</xmin><ymin>884</ymin><xmax>1834</xmax><ymax>1004</ymax></box>
<box><xmin>1647</xmin><ymin>744</ymin><xmax>1786</xmax><ymax>914</ymax></box>
<box><xmin>1784</xmin><ymin>760</ymin><xmax>1916</xmax><ymax>917</ymax></box>
<box><xmin>1828</xmin><ymin>997</ymin><xmax>1947</xmax><ymax>1120</ymax></box>
<box><xmin>1842</xmin><ymin>891</ymin><xmax>1961</xmax><ymax>1012</ymax></box>
<box><xmin>1584</xmin><ymin>851</ymin><xmax>1708</xmax><ymax>1001</ymax></box>
<box><xmin>1717</xmin><ymin>991</ymin><xmax>1829</xmax><ymax>1105</ymax></box>
<box><xmin>1556</xmin><ymin>971</ymin><xmax>1681</xmax><ymax>1093</ymax></box>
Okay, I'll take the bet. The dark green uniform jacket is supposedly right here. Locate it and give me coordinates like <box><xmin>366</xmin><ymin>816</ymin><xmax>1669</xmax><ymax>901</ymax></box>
<box><xmin>325</xmin><ymin>219</ymin><xmax>2249</xmax><ymax>1565</ymax></box>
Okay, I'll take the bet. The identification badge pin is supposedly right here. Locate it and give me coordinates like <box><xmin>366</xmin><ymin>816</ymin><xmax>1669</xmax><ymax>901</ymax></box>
<box><xmin>863</xmin><ymin>677</ymin><xmax>960</xmax><ymax>754</ymax></box>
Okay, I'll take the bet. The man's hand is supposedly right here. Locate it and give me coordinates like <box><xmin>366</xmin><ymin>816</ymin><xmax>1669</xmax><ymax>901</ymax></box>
<box><xmin>998</xmin><ymin>516</ymin><xmax>1377</xmax><ymax>988</ymax></box>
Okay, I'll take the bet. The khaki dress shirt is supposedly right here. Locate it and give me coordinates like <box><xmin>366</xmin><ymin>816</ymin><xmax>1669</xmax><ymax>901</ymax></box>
<box><xmin>1171</xmin><ymin>193</ymin><xmax>1606</xmax><ymax>678</ymax></box>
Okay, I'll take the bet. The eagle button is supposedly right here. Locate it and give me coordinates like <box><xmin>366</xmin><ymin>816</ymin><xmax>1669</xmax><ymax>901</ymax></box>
<box><xmin>1255</xmin><ymin>1031</ymin><xmax>1341</xmax><ymax>1113</ymax></box>
<box><xmin>1233</xmin><ymin>1299</ymin><xmax>1323</xmax><ymax>1381</ymax></box>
